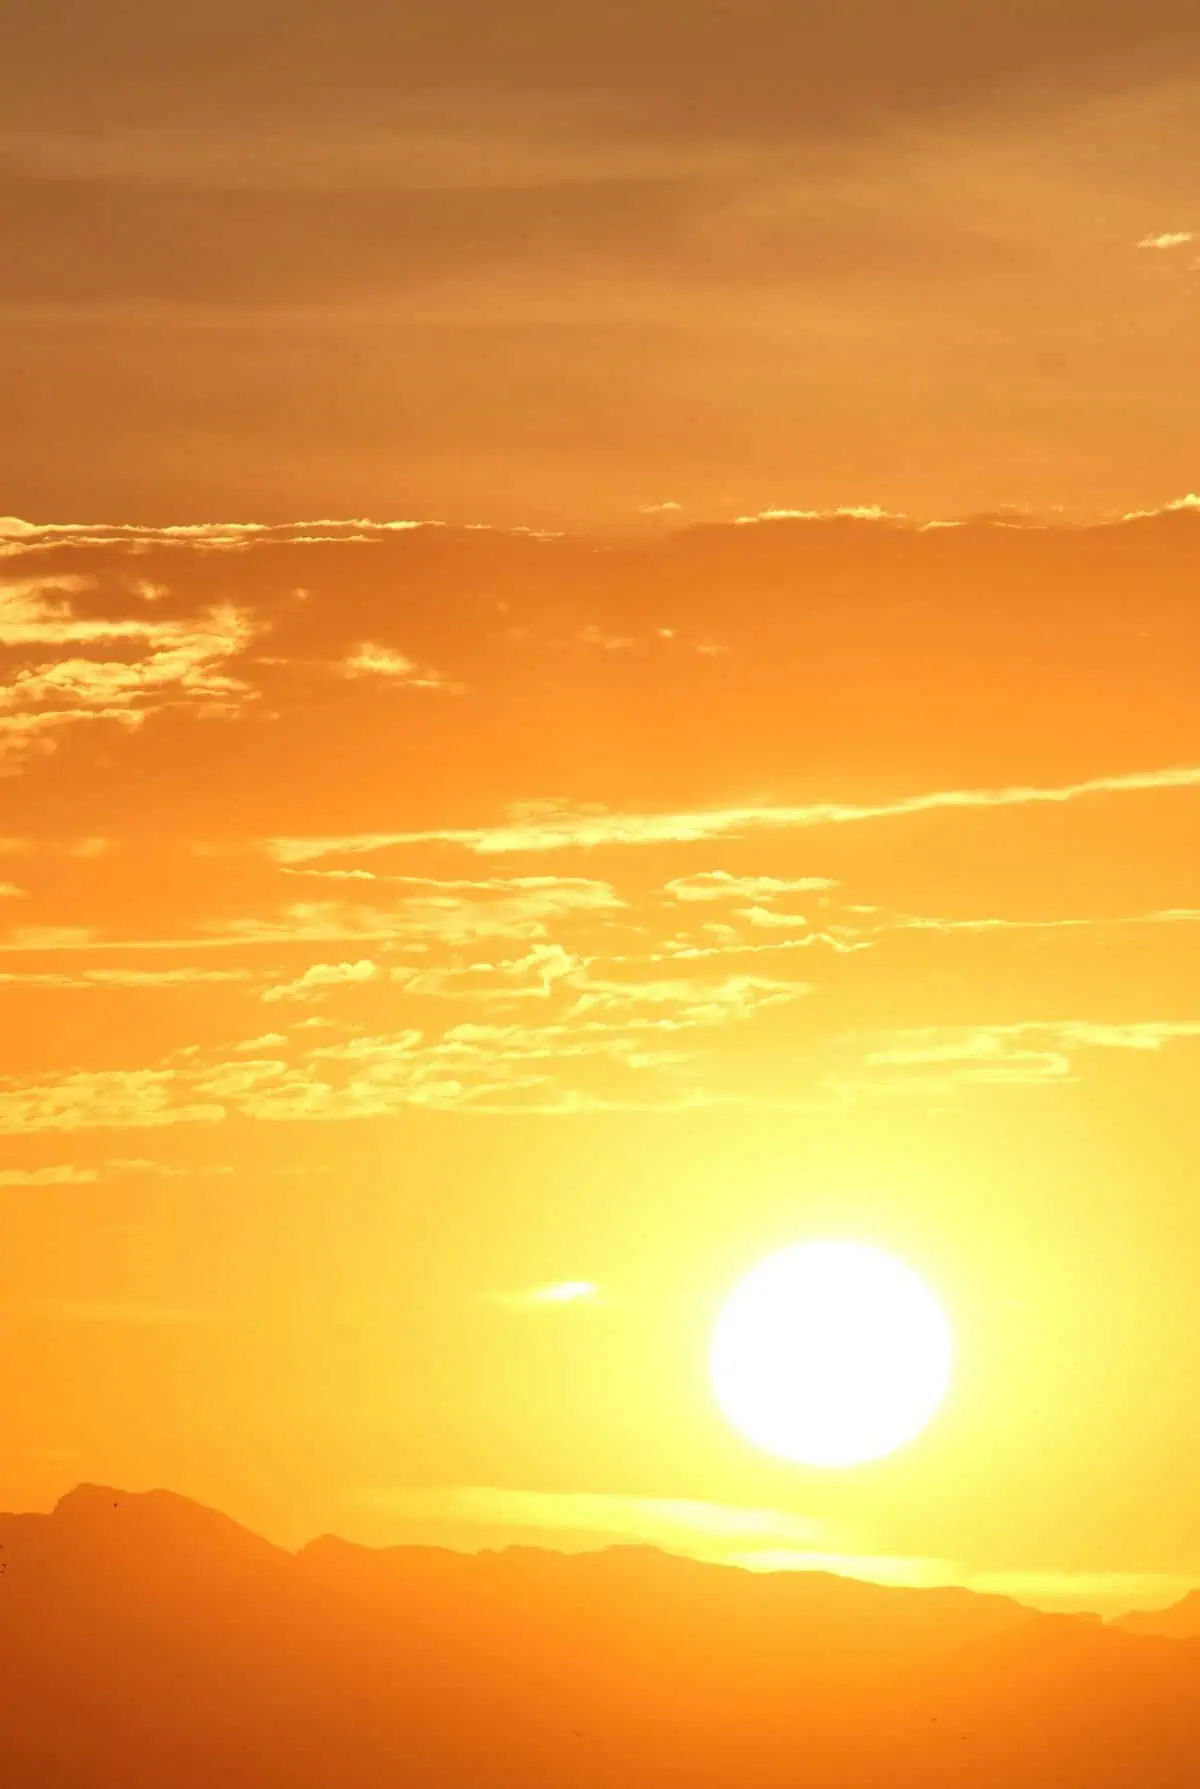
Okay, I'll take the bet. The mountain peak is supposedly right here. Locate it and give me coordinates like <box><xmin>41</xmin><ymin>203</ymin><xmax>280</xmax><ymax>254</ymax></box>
<box><xmin>48</xmin><ymin>1483</ymin><xmax>285</xmax><ymax>1564</ymax></box>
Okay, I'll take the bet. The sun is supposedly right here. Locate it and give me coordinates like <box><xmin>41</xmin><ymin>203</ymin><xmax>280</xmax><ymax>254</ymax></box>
<box><xmin>711</xmin><ymin>1240</ymin><xmax>953</xmax><ymax>1468</ymax></box>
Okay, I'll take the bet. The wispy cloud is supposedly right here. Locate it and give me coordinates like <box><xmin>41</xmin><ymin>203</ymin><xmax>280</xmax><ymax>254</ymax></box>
<box><xmin>215</xmin><ymin>880</ymin><xmax>623</xmax><ymax>948</ymax></box>
<box><xmin>0</xmin><ymin>1164</ymin><xmax>98</xmax><ymax>1186</ymax></box>
<box><xmin>0</xmin><ymin>583</ymin><xmax>258</xmax><ymax>765</ymax></box>
<box><xmin>569</xmin><ymin>971</ymin><xmax>807</xmax><ymax>1026</ymax></box>
<box><xmin>267</xmin><ymin>763</ymin><xmax>1200</xmax><ymax>861</ymax></box>
<box><xmin>734</xmin><ymin>505</ymin><xmax>904</xmax><ymax>526</ymax></box>
<box><xmin>340</xmin><ymin>642</ymin><xmax>461</xmax><ymax>692</ymax></box>
<box><xmin>853</xmin><ymin>1017</ymin><xmax>1200</xmax><ymax>1095</ymax></box>
<box><xmin>0</xmin><ymin>518</ymin><xmax>432</xmax><ymax>559</ymax></box>
<box><xmin>261</xmin><ymin>959</ymin><xmax>381</xmax><ymax>1003</ymax></box>
<box><xmin>667</xmin><ymin>872</ymin><xmax>837</xmax><ymax>903</ymax></box>
<box><xmin>885</xmin><ymin>907</ymin><xmax>1200</xmax><ymax>939</ymax></box>
<box><xmin>492</xmin><ymin>1280</ymin><xmax>601</xmax><ymax>1309</ymax></box>
<box><xmin>0</xmin><ymin>1070</ymin><xmax>225</xmax><ymax>1134</ymax></box>
<box><xmin>105</xmin><ymin>1158</ymin><xmax>233</xmax><ymax>1178</ymax></box>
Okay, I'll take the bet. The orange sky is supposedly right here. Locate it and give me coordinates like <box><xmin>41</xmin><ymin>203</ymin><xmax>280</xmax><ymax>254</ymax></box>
<box><xmin>4</xmin><ymin>1</ymin><xmax>1200</xmax><ymax>1617</ymax></box>
<box><xmin>4</xmin><ymin>1</ymin><xmax>1200</xmax><ymax>525</ymax></box>
<box><xmin>2</xmin><ymin>511</ymin><xmax>1200</xmax><ymax>1612</ymax></box>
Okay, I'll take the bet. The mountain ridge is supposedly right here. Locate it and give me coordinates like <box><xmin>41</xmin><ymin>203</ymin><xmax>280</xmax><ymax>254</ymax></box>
<box><xmin>0</xmin><ymin>1484</ymin><xmax>1197</xmax><ymax>1786</ymax></box>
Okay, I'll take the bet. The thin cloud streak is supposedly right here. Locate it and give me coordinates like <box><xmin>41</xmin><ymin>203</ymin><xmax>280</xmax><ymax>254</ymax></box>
<box><xmin>269</xmin><ymin>763</ymin><xmax>1200</xmax><ymax>862</ymax></box>
<box><xmin>491</xmin><ymin>1280</ymin><xmax>601</xmax><ymax>1309</ymax></box>
<box><xmin>0</xmin><ymin>1164</ymin><xmax>99</xmax><ymax>1186</ymax></box>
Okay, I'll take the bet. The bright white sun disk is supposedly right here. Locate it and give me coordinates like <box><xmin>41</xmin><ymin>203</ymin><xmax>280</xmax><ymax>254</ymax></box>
<box><xmin>711</xmin><ymin>1241</ymin><xmax>953</xmax><ymax>1467</ymax></box>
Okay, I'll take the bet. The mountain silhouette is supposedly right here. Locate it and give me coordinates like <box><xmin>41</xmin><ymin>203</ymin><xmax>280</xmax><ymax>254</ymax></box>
<box><xmin>0</xmin><ymin>1485</ymin><xmax>1197</xmax><ymax>1786</ymax></box>
<box><xmin>1114</xmin><ymin>1591</ymin><xmax>1200</xmax><ymax>1639</ymax></box>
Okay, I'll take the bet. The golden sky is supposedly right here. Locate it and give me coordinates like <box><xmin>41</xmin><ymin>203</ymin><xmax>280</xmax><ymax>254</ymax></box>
<box><xmin>5</xmin><ymin>1</ymin><xmax>1200</xmax><ymax>1619</ymax></box>
<box><xmin>2</xmin><ymin>509</ymin><xmax>1200</xmax><ymax>1613</ymax></box>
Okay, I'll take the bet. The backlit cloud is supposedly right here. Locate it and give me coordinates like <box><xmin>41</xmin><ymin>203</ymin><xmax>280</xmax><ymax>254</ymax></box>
<box><xmin>340</xmin><ymin>642</ymin><xmax>461</xmax><ymax>691</ymax></box>
<box><xmin>269</xmin><ymin>764</ymin><xmax>1200</xmax><ymax>860</ymax></box>
<box><xmin>493</xmin><ymin>1280</ymin><xmax>601</xmax><ymax>1308</ymax></box>
<box><xmin>0</xmin><ymin>1070</ymin><xmax>225</xmax><ymax>1134</ymax></box>
<box><xmin>0</xmin><ymin>582</ymin><xmax>258</xmax><ymax>766</ymax></box>
<box><xmin>667</xmin><ymin>872</ymin><xmax>837</xmax><ymax>903</ymax></box>
<box><xmin>261</xmin><ymin>959</ymin><xmax>381</xmax><ymax>1002</ymax></box>
<box><xmin>0</xmin><ymin>1164</ymin><xmax>98</xmax><ymax>1186</ymax></box>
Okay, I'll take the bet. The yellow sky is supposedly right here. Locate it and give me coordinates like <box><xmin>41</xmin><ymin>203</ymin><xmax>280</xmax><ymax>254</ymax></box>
<box><xmin>2</xmin><ymin>509</ymin><xmax>1200</xmax><ymax>1612</ymax></box>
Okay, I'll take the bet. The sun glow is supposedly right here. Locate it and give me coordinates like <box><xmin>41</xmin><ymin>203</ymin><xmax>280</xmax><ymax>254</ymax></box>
<box><xmin>711</xmin><ymin>1241</ymin><xmax>953</xmax><ymax>1468</ymax></box>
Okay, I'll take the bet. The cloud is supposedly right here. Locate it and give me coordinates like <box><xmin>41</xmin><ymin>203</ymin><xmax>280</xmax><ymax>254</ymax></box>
<box><xmin>0</xmin><ymin>966</ymin><xmax>253</xmax><ymax>988</ymax></box>
<box><xmin>493</xmin><ymin>1280</ymin><xmax>601</xmax><ymax>1308</ymax></box>
<box><xmin>180</xmin><ymin>964</ymin><xmax>794</xmax><ymax>1119</ymax></box>
<box><xmin>8</xmin><ymin>929</ymin><xmax>100</xmax><ymax>950</ymax></box>
<box><xmin>0</xmin><ymin>1164</ymin><xmax>98</xmax><ymax>1186</ymax></box>
<box><xmin>885</xmin><ymin>907</ymin><xmax>1200</xmax><ymax>939</ymax></box>
<box><xmin>261</xmin><ymin>958</ymin><xmax>381</xmax><ymax>1002</ymax></box>
<box><xmin>865</xmin><ymin>1033</ymin><xmax>1075</xmax><ymax>1088</ymax></box>
<box><xmin>0</xmin><ymin>583</ymin><xmax>258</xmax><ymax>766</ymax></box>
<box><xmin>0</xmin><ymin>519</ymin><xmax>432</xmax><ymax>560</ymax></box>
<box><xmin>0</xmin><ymin>708</ymin><xmax>144</xmax><ymax>766</ymax></box>
<box><xmin>340</xmin><ymin>642</ymin><xmax>461</xmax><ymax>691</ymax></box>
<box><xmin>737</xmin><ymin>905</ymin><xmax>818</xmax><ymax>929</ymax></box>
<box><xmin>569</xmin><ymin>971</ymin><xmax>807</xmax><ymax>1027</ymax></box>
<box><xmin>852</xmin><ymin>1017</ymin><xmax>1200</xmax><ymax>1095</ymax></box>
<box><xmin>734</xmin><ymin>505</ymin><xmax>904</xmax><ymax>526</ymax></box>
<box><xmin>267</xmin><ymin>763</ymin><xmax>1200</xmax><ymax>860</ymax></box>
<box><xmin>870</xmin><ymin>1018</ymin><xmax>1200</xmax><ymax>1063</ymax></box>
<box><xmin>667</xmin><ymin>872</ymin><xmax>837</xmax><ymax>903</ymax></box>
<box><xmin>105</xmin><ymin>1157</ymin><xmax>233</xmax><ymax>1178</ymax></box>
<box><xmin>1138</xmin><ymin>231</ymin><xmax>1195</xmax><ymax>248</ymax></box>
<box><xmin>218</xmin><ymin>880</ymin><xmax>622</xmax><ymax>948</ymax></box>
<box><xmin>0</xmin><ymin>1069</ymin><xmax>225</xmax><ymax>1134</ymax></box>
<box><xmin>404</xmin><ymin>941</ymin><xmax>582</xmax><ymax>1001</ymax></box>
<box><xmin>0</xmin><ymin>577</ymin><xmax>136</xmax><ymax>644</ymax></box>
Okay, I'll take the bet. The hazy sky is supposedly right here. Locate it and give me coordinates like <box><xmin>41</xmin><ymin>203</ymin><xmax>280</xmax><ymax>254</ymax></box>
<box><xmin>5</xmin><ymin>1</ymin><xmax>1200</xmax><ymax>1618</ymax></box>
<box><xmin>5</xmin><ymin>0</ymin><xmax>1200</xmax><ymax>524</ymax></box>
<box><xmin>3</xmin><ymin>508</ymin><xmax>1200</xmax><ymax>1612</ymax></box>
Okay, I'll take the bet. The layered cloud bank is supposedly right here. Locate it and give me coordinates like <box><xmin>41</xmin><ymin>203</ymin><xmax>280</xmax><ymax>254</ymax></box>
<box><xmin>3</xmin><ymin>508</ymin><xmax>1200</xmax><ymax>1127</ymax></box>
